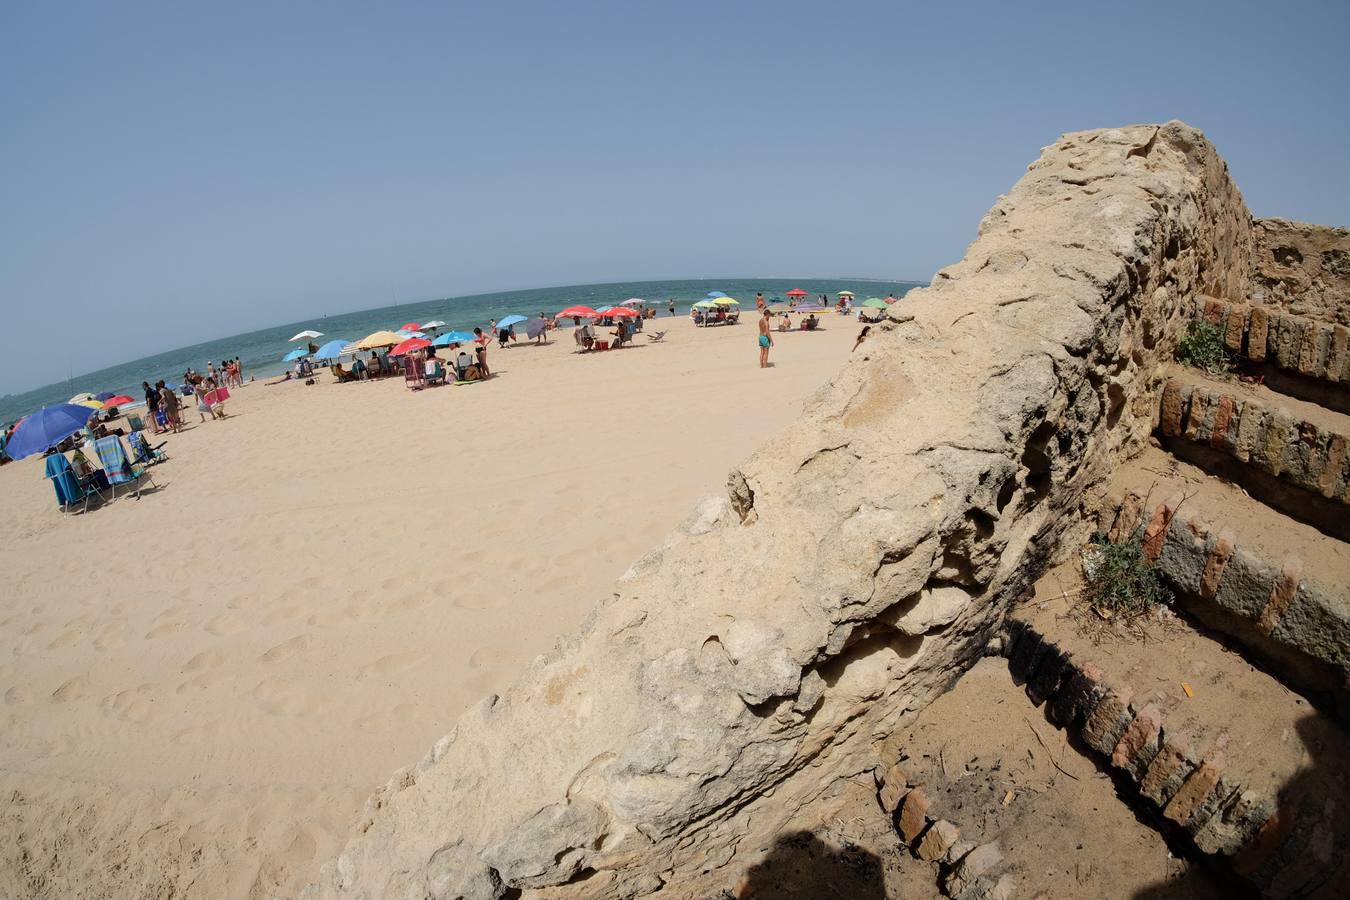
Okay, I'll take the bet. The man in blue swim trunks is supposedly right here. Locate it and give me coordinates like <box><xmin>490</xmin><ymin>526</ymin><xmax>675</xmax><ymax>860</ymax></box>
<box><xmin>758</xmin><ymin>307</ymin><xmax>774</xmax><ymax>369</ymax></box>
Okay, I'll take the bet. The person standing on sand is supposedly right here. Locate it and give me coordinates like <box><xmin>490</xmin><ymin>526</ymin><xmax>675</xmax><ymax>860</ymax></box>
<box><xmin>668</xmin><ymin>299</ymin><xmax>676</xmax><ymax>316</ymax></box>
<box><xmin>473</xmin><ymin>327</ymin><xmax>491</xmax><ymax>377</ymax></box>
<box><xmin>758</xmin><ymin>308</ymin><xmax>773</xmax><ymax>368</ymax></box>
<box><xmin>756</xmin><ymin>292</ymin><xmax>765</xmax><ymax>311</ymax></box>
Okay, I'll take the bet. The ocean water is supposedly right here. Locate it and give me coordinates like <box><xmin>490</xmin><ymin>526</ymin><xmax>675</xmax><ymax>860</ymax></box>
<box><xmin>0</xmin><ymin>277</ymin><xmax>919</xmax><ymax>425</ymax></box>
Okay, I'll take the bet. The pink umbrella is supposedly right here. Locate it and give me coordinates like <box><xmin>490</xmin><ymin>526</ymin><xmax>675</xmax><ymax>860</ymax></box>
<box><xmin>390</xmin><ymin>337</ymin><xmax>431</xmax><ymax>357</ymax></box>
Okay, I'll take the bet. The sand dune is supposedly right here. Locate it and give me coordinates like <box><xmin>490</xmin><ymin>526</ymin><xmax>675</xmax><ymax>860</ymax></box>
<box><xmin>0</xmin><ymin>314</ymin><xmax>859</xmax><ymax>898</ymax></box>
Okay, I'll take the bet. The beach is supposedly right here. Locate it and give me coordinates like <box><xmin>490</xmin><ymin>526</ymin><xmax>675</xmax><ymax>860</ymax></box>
<box><xmin>0</xmin><ymin>313</ymin><xmax>858</xmax><ymax>898</ymax></box>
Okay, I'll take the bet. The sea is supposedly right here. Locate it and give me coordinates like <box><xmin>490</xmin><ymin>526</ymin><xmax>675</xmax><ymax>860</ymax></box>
<box><xmin>0</xmin><ymin>277</ymin><xmax>920</xmax><ymax>425</ymax></box>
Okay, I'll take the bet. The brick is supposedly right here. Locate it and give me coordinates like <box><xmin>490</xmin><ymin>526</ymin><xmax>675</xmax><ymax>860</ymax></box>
<box><xmin>1198</xmin><ymin>529</ymin><xmax>1236</xmax><ymax>599</ymax></box>
<box><xmin>1256</xmin><ymin>557</ymin><xmax>1303</xmax><ymax>636</ymax></box>
<box><xmin>1297</xmin><ymin>321</ymin><xmax>1322</xmax><ymax>375</ymax></box>
<box><xmin>878</xmin><ymin>763</ymin><xmax>910</xmax><ymax>813</ymax></box>
<box><xmin>1001</xmin><ymin>617</ymin><xmax>1026</xmax><ymax>659</ymax></box>
<box><xmin>1141</xmin><ymin>499</ymin><xmax>1177</xmax><ymax>562</ymax></box>
<box><xmin>1272</xmin><ymin>582</ymin><xmax>1350</xmax><ymax>669</ymax></box>
<box><xmin>1048</xmin><ymin>660</ymin><xmax>1105</xmax><ymax>727</ymax></box>
<box><xmin>1212</xmin><ymin>545</ymin><xmax>1279</xmax><ymax>620</ymax></box>
<box><xmin>1256</xmin><ymin>411</ymin><xmax>1295</xmax><ymax>476</ymax></box>
<box><xmin>1208</xmin><ymin>395</ymin><xmax>1236</xmax><ymax>448</ymax></box>
<box><xmin>1233</xmin><ymin>398</ymin><xmax>1267</xmax><ymax>462</ymax></box>
<box><xmin>944</xmin><ymin>843</ymin><xmax>1003</xmax><ymax>898</ymax></box>
<box><xmin>1193</xmin><ymin>789</ymin><xmax>1276</xmax><ymax>856</ymax></box>
<box><xmin>1327</xmin><ymin>324</ymin><xmax>1349</xmax><ymax>383</ymax></box>
<box><xmin>1108</xmin><ymin>492</ymin><xmax>1143</xmax><ymax>543</ymax></box>
<box><xmin>1223</xmin><ymin>303</ymin><xmax>1247</xmax><ymax>352</ymax></box>
<box><xmin>1182</xmin><ymin>387</ymin><xmax>1212</xmax><ymax>442</ymax></box>
<box><xmin>1140</xmin><ymin>733</ymin><xmax>1194</xmax><ymax>807</ymax></box>
<box><xmin>1111</xmin><ymin>703</ymin><xmax>1163</xmax><ymax>780</ymax></box>
<box><xmin>1081</xmin><ymin>687</ymin><xmax>1133</xmax><ymax>755</ymax></box>
<box><xmin>915</xmin><ymin>819</ymin><xmax>959</xmax><ymax>861</ymax></box>
<box><xmin>1158</xmin><ymin>379</ymin><xmax>1187</xmax><ymax>437</ymax></box>
<box><xmin>1200</xmin><ymin>298</ymin><xmax>1224</xmax><ymax>324</ymax></box>
<box><xmin>1164</xmin><ymin>751</ymin><xmax>1226</xmax><ymax>826</ymax></box>
<box><xmin>1154</xmin><ymin>514</ymin><xmax>1208</xmax><ymax>595</ymax></box>
<box><xmin>1317</xmin><ymin>434</ymin><xmax>1347</xmax><ymax>499</ymax></box>
<box><xmin>1008</xmin><ymin>626</ymin><xmax>1045</xmax><ymax>686</ymax></box>
<box><xmin>1026</xmin><ymin>644</ymin><xmax>1071</xmax><ymax>707</ymax></box>
<box><xmin>1274</xmin><ymin>314</ymin><xmax>1302</xmax><ymax>370</ymax></box>
<box><xmin>897</xmin><ymin>786</ymin><xmax>930</xmax><ymax>842</ymax></box>
<box><xmin>1312</xmin><ymin>323</ymin><xmax>1334</xmax><ymax>378</ymax></box>
<box><xmin>1234</xmin><ymin>805</ymin><xmax>1292</xmax><ymax>878</ymax></box>
<box><xmin>1186</xmin><ymin>774</ymin><xmax>1240</xmax><ymax>837</ymax></box>
<box><xmin>1248</xmin><ymin>306</ymin><xmax>1269</xmax><ymax>361</ymax></box>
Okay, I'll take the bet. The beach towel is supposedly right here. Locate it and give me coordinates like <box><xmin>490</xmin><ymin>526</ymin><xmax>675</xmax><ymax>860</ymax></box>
<box><xmin>94</xmin><ymin>436</ymin><xmax>133</xmax><ymax>482</ymax></box>
<box><xmin>45</xmin><ymin>454</ymin><xmax>81</xmax><ymax>508</ymax></box>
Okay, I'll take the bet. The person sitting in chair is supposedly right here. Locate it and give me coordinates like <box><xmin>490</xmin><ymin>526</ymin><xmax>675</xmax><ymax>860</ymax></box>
<box><xmin>612</xmin><ymin>320</ymin><xmax>629</xmax><ymax>348</ymax></box>
<box><xmin>351</xmin><ymin>357</ymin><xmax>367</xmax><ymax>380</ymax></box>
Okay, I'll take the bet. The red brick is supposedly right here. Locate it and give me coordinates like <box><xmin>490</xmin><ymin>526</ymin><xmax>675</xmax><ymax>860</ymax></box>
<box><xmin>1256</xmin><ymin>557</ymin><xmax>1303</xmax><ymax>636</ymax></box>
<box><xmin>1111</xmin><ymin>704</ymin><xmax>1163</xmax><ymax>779</ymax></box>
<box><xmin>1234</xmin><ymin>806</ymin><xmax>1292</xmax><ymax>877</ymax></box>
<box><xmin>1248</xmin><ymin>307</ymin><xmax>1269</xmax><ymax>361</ymax></box>
<box><xmin>1159</xmin><ymin>379</ymin><xmax>1187</xmax><ymax>437</ymax></box>
<box><xmin>1201</xmin><ymin>298</ymin><xmax>1224</xmax><ymax>324</ymax></box>
<box><xmin>1141</xmin><ymin>501</ymin><xmax>1176</xmax><ymax>562</ymax></box>
<box><xmin>1199</xmin><ymin>530</ymin><xmax>1236</xmax><ymax>600</ymax></box>
<box><xmin>1223</xmin><ymin>304</ymin><xmax>1248</xmax><ymax>352</ymax></box>
<box><xmin>1109</xmin><ymin>493</ymin><xmax>1143</xmax><ymax>543</ymax></box>
<box><xmin>898</xmin><ymin>786</ymin><xmax>930</xmax><ymax>842</ymax></box>
<box><xmin>1164</xmin><ymin>751</ymin><xmax>1226</xmax><ymax>826</ymax></box>
<box><xmin>1208</xmin><ymin>395</ymin><xmax>1236</xmax><ymax>448</ymax></box>
<box><xmin>1140</xmin><ymin>734</ymin><xmax>1193</xmax><ymax>807</ymax></box>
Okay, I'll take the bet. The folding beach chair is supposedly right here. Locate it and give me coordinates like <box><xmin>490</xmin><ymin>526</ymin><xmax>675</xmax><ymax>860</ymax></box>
<box><xmin>45</xmin><ymin>453</ymin><xmax>104</xmax><ymax>515</ymax></box>
<box><xmin>128</xmin><ymin>430</ymin><xmax>168</xmax><ymax>466</ymax></box>
<box><xmin>126</xmin><ymin>413</ymin><xmax>146</xmax><ymax>431</ymax></box>
<box><xmin>94</xmin><ymin>435</ymin><xmax>156</xmax><ymax>501</ymax></box>
<box><xmin>646</xmin><ymin>331</ymin><xmax>667</xmax><ymax>343</ymax></box>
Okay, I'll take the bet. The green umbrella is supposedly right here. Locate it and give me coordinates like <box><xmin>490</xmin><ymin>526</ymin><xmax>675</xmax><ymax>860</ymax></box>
<box><xmin>860</xmin><ymin>297</ymin><xmax>889</xmax><ymax>309</ymax></box>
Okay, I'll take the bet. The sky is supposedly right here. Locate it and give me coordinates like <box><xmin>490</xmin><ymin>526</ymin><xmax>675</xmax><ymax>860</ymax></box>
<box><xmin>2</xmin><ymin>1</ymin><xmax>1347</xmax><ymax>395</ymax></box>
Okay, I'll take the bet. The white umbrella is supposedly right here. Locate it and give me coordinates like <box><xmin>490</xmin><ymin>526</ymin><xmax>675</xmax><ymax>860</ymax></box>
<box><xmin>69</xmin><ymin>392</ymin><xmax>94</xmax><ymax>403</ymax></box>
<box><xmin>421</xmin><ymin>320</ymin><xmax>447</xmax><ymax>329</ymax></box>
<box><xmin>289</xmin><ymin>329</ymin><xmax>324</xmax><ymax>341</ymax></box>
<box><xmin>621</xmin><ymin>298</ymin><xmax>645</xmax><ymax>306</ymax></box>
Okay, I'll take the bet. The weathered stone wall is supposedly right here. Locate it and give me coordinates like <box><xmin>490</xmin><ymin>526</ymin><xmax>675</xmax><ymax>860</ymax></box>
<box><xmin>304</xmin><ymin>122</ymin><xmax>1256</xmax><ymax>899</ymax></box>
<box><xmin>1249</xmin><ymin>218</ymin><xmax>1350</xmax><ymax>325</ymax></box>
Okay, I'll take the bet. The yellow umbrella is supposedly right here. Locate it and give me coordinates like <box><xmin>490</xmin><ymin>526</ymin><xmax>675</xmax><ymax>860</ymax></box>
<box><xmin>72</xmin><ymin>399</ymin><xmax>104</xmax><ymax>410</ymax></box>
<box><xmin>713</xmin><ymin>297</ymin><xmax>740</xmax><ymax>306</ymax></box>
<box><xmin>355</xmin><ymin>330</ymin><xmax>405</xmax><ymax>349</ymax></box>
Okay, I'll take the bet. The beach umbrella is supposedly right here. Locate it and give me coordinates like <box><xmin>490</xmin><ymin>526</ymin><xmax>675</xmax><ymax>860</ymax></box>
<box><xmin>400</xmin><ymin>322</ymin><xmax>421</xmax><ymax>332</ymax></box>
<box><xmin>4</xmin><ymin>403</ymin><xmax>95</xmax><ymax>460</ymax></box>
<box><xmin>69</xmin><ymin>392</ymin><xmax>94</xmax><ymax>403</ymax></box>
<box><xmin>558</xmin><ymin>305</ymin><xmax>600</xmax><ymax>319</ymax></box>
<box><xmin>72</xmin><ymin>398</ymin><xmax>104</xmax><ymax>410</ymax></box>
<box><xmin>421</xmin><ymin>320</ymin><xmax>447</xmax><ymax>330</ymax></box>
<box><xmin>860</xmin><ymin>298</ymin><xmax>889</xmax><ymax>309</ymax></box>
<box><xmin>289</xmin><ymin>330</ymin><xmax>324</xmax><ymax>341</ymax></box>
<box><xmin>785</xmin><ymin>289</ymin><xmax>809</xmax><ymax>298</ymax></box>
<box><xmin>621</xmin><ymin>298</ymin><xmax>645</xmax><ymax>306</ymax></box>
<box><xmin>525</xmin><ymin>317</ymin><xmax>548</xmax><ymax>340</ymax></box>
<box><xmin>391</xmin><ymin>337</ymin><xmax>432</xmax><ymax>357</ymax></box>
<box><xmin>431</xmin><ymin>330</ymin><xmax>476</xmax><ymax>347</ymax></box>
<box><xmin>705</xmin><ymin>291</ymin><xmax>727</xmax><ymax>298</ymax></box>
<box><xmin>692</xmin><ymin>299</ymin><xmax>718</xmax><ymax>309</ymax></box>
<box><xmin>598</xmin><ymin>306</ymin><xmax>639</xmax><ymax>318</ymax></box>
<box><xmin>356</xmin><ymin>331</ymin><xmax>405</xmax><ymax>349</ymax></box>
<box><xmin>314</xmin><ymin>339</ymin><xmax>352</xmax><ymax>361</ymax></box>
<box><xmin>497</xmin><ymin>314</ymin><xmax>528</xmax><ymax>328</ymax></box>
<box><xmin>837</xmin><ymin>291</ymin><xmax>854</xmax><ymax>298</ymax></box>
<box><xmin>395</xmin><ymin>330</ymin><xmax>427</xmax><ymax>339</ymax></box>
<box><xmin>884</xmin><ymin>295</ymin><xmax>898</xmax><ymax>304</ymax></box>
<box><xmin>713</xmin><ymin>297</ymin><xmax>740</xmax><ymax>306</ymax></box>
<box><xmin>101</xmin><ymin>395</ymin><xmax>135</xmax><ymax>408</ymax></box>
<box><xmin>94</xmin><ymin>391</ymin><xmax>117</xmax><ymax>401</ymax></box>
<box><xmin>282</xmin><ymin>348</ymin><xmax>309</xmax><ymax>362</ymax></box>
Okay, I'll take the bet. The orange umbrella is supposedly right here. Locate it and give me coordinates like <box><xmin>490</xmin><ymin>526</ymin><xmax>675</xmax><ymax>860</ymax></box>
<box><xmin>558</xmin><ymin>305</ymin><xmax>600</xmax><ymax>319</ymax></box>
<box><xmin>598</xmin><ymin>306</ymin><xmax>639</xmax><ymax>318</ymax></box>
<box><xmin>390</xmin><ymin>337</ymin><xmax>431</xmax><ymax>357</ymax></box>
<box><xmin>101</xmin><ymin>395</ymin><xmax>135</xmax><ymax>408</ymax></box>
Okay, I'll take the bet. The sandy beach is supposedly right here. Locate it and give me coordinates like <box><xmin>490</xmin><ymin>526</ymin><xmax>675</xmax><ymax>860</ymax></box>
<box><xmin>0</xmin><ymin>314</ymin><xmax>857</xmax><ymax>898</ymax></box>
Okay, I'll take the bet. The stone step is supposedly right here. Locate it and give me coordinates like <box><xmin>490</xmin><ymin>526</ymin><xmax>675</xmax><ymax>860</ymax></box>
<box><xmin>1156</xmin><ymin>372</ymin><xmax>1350</xmax><ymax>540</ymax></box>
<box><xmin>1006</xmin><ymin>578</ymin><xmax>1350</xmax><ymax>898</ymax></box>
<box><xmin>1193</xmin><ymin>297</ymin><xmax>1350</xmax><ymax>414</ymax></box>
<box><xmin>1105</xmin><ymin>445</ymin><xmax>1350</xmax><ymax>717</ymax></box>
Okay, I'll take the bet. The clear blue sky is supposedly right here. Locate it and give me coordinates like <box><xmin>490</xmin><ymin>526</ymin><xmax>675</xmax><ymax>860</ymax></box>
<box><xmin>2</xmin><ymin>1</ymin><xmax>1346</xmax><ymax>394</ymax></box>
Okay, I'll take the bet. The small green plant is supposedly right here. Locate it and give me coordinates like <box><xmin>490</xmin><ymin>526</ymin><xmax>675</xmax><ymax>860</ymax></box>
<box><xmin>1082</xmin><ymin>535</ymin><xmax>1172</xmax><ymax>620</ymax></box>
<box><xmin>1177</xmin><ymin>319</ymin><xmax>1233</xmax><ymax>376</ymax></box>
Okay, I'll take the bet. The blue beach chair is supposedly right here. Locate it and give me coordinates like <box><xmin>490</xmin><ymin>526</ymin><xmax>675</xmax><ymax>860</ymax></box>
<box><xmin>94</xmin><ymin>435</ymin><xmax>156</xmax><ymax>501</ymax></box>
<box><xmin>45</xmin><ymin>453</ymin><xmax>103</xmax><ymax>515</ymax></box>
<box><xmin>128</xmin><ymin>430</ymin><xmax>167</xmax><ymax>466</ymax></box>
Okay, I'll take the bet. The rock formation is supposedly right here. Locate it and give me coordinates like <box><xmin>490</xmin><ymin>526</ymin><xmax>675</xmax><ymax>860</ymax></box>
<box><xmin>304</xmin><ymin>122</ymin><xmax>1267</xmax><ymax>898</ymax></box>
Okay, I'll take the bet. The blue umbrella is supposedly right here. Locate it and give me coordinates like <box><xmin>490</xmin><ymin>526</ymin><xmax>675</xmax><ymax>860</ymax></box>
<box><xmin>94</xmin><ymin>391</ymin><xmax>116</xmax><ymax>401</ymax></box>
<box><xmin>4</xmin><ymin>403</ymin><xmax>95</xmax><ymax>460</ymax></box>
<box><xmin>314</xmin><ymin>339</ymin><xmax>351</xmax><ymax>361</ymax></box>
<box><xmin>432</xmin><ymin>330</ymin><xmax>476</xmax><ymax>347</ymax></box>
<box><xmin>282</xmin><ymin>348</ymin><xmax>309</xmax><ymax>362</ymax></box>
<box><xmin>497</xmin><ymin>314</ymin><xmax>528</xmax><ymax>328</ymax></box>
<box><xmin>705</xmin><ymin>291</ymin><xmax>727</xmax><ymax>299</ymax></box>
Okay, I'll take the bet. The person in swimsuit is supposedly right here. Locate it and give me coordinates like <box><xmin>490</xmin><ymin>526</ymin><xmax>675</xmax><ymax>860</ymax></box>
<box><xmin>758</xmin><ymin>308</ymin><xmax>773</xmax><ymax>368</ymax></box>
<box><xmin>473</xmin><ymin>328</ymin><xmax>491</xmax><ymax>377</ymax></box>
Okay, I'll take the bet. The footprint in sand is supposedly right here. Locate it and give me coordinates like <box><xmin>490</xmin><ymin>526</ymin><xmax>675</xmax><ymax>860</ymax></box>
<box><xmin>262</xmin><ymin>605</ymin><xmax>303</xmax><ymax>625</ymax></box>
<box><xmin>467</xmin><ymin>646</ymin><xmax>507</xmax><ymax>670</ymax></box>
<box><xmin>5</xmin><ymin>685</ymin><xmax>33</xmax><ymax>705</ymax></box>
<box><xmin>145</xmin><ymin>620</ymin><xmax>185</xmax><ymax>640</ymax></box>
<box><xmin>260</xmin><ymin>634</ymin><xmax>313</xmax><ymax>665</ymax></box>
<box><xmin>92</xmin><ymin>624</ymin><xmax>127</xmax><ymax>651</ymax></box>
<box><xmin>50</xmin><ymin>674</ymin><xmax>89</xmax><ymax>703</ymax></box>
<box><xmin>356</xmin><ymin>650</ymin><xmax>431</xmax><ymax>680</ymax></box>
<box><xmin>251</xmin><ymin>678</ymin><xmax>315</xmax><ymax>717</ymax></box>
<box><xmin>184</xmin><ymin>649</ymin><xmax>226</xmax><ymax>673</ymax></box>
<box><xmin>172</xmin><ymin>719</ymin><xmax>225</xmax><ymax>745</ymax></box>
<box><xmin>204</xmin><ymin>615</ymin><xmax>249</xmax><ymax>637</ymax></box>
<box><xmin>386</xmin><ymin>593</ymin><xmax>431</xmax><ymax>614</ymax></box>
<box><xmin>451</xmin><ymin>593</ymin><xmax>511</xmax><ymax>611</ymax></box>
<box><xmin>46</xmin><ymin>628</ymin><xmax>83</xmax><ymax>649</ymax></box>
<box><xmin>227</xmin><ymin>592</ymin><xmax>261</xmax><ymax>611</ymax></box>
<box><xmin>101</xmin><ymin>684</ymin><xmax>158</xmax><ymax>723</ymax></box>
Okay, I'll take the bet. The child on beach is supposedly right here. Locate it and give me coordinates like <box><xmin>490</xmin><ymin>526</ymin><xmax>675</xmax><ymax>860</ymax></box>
<box><xmin>758</xmin><ymin>308</ymin><xmax>773</xmax><ymax>368</ymax></box>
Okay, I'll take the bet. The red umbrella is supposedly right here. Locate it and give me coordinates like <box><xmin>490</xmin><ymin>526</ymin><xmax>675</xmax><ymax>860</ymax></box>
<box><xmin>101</xmin><ymin>395</ymin><xmax>135</xmax><ymax>408</ymax></box>
<box><xmin>785</xmin><ymin>288</ymin><xmax>809</xmax><ymax>297</ymax></box>
<box><xmin>390</xmin><ymin>337</ymin><xmax>432</xmax><ymax>357</ymax></box>
<box><xmin>400</xmin><ymin>322</ymin><xmax>421</xmax><ymax>332</ymax></box>
<box><xmin>558</xmin><ymin>305</ymin><xmax>600</xmax><ymax>319</ymax></box>
<box><xmin>599</xmin><ymin>306</ymin><xmax>639</xmax><ymax>318</ymax></box>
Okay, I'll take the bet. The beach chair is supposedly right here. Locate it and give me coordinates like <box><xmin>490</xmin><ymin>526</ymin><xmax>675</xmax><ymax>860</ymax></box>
<box><xmin>127</xmin><ymin>413</ymin><xmax>146</xmax><ymax>431</ymax></box>
<box><xmin>94</xmin><ymin>435</ymin><xmax>156</xmax><ymax>501</ymax></box>
<box><xmin>128</xmin><ymin>430</ymin><xmax>167</xmax><ymax>466</ymax></box>
<box><xmin>45</xmin><ymin>453</ymin><xmax>104</xmax><ymax>515</ymax></box>
<box><xmin>426</xmin><ymin>361</ymin><xmax>446</xmax><ymax>386</ymax></box>
<box><xmin>646</xmin><ymin>331</ymin><xmax>667</xmax><ymax>343</ymax></box>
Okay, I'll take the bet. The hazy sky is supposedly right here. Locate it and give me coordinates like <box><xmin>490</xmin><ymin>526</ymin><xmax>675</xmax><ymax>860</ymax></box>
<box><xmin>2</xmin><ymin>1</ymin><xmax>1347</xmax><ymax>394</ymax></box>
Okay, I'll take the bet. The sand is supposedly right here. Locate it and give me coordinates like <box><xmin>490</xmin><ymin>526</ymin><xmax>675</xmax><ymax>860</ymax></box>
<box><xmin>0</xmin><ymin>314</ymin><xmax>860</xmax><ymax>898</ymax></box>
